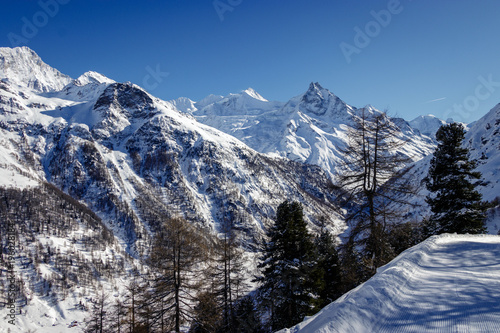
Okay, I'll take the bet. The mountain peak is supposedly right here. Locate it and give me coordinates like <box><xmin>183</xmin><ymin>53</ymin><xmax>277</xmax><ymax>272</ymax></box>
<box><xmin>302</xmin><ymin>82</ymin><xmax>332</xmax><ymax>104</ymax></box>
<box><xmin>0</xmin><ymin>46</ymin><xmax>72</xmax><ymax>92</ymax></box>
<box><xmin>170</xmin><ymin>96</ymin><xmax>197</xmax><ymax>114</ymax></box>
<box><xmin>74</xmin><ymin>71</ymin><xmax>115</xmax><ymax>86</ymax></box>
<box><xmin>296</xmin><ymin>82</ymin><xmax>350</xmax><ymax>117</ymax></box>
<box><xmin>409</xmin><ymin>114</ymin><xmax>448</xmax><ymax>138</ymax></box>
<box><xmin>242</xmin><ymin>87</ymin><xmax>268</xmax><ymax>101</ymax></box>
<box><xmin>307</xmin><ymin>81</ymin><xmax>324</xmax><ymax>92</ymax></box>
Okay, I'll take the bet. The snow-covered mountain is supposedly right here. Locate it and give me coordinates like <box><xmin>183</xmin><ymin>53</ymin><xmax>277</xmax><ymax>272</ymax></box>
<box><xmin>0</xmin><ymin>46</ymin><xmax>346</xmax><ymax>331</ymax></box>
<box><xmin>175</xmin><ymin>82</ymin><xmax>437</xmax><ymax>178</ymax></box>
<box><xmin>0</xmin><ymin>46</ymin><xmax>72</xmax><ymax>92</ymax></box>
<box><xmin>409</xmin><ymin>114</ymin><xmax>449</xmax><ymax>138</ymax></box>
<box><xmin>0</xmin><ymin>47</ymin><xmax>342</xmax><ymax>252</ymax></box>
<box><xmin>2</xmin><ymin>45</ymin><xmax>500</xmax><ymax>332</ymax></box>
<box><xmin>280</xmin><ymin>234</ymin><xmax>500</xmax><ymax>333</ymax></box>
<box><xmin>395</xmin><ymin>103</ymin><xmax>500</xmax><ymax>233</ymax></box>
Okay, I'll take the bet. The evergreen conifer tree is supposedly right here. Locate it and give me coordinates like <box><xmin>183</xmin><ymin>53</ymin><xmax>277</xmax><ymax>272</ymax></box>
<box><xmin>233</xmin><ymin>296</ymin><xmax>263</xmax><ymax>333</ymax></box>
<box><xmin>425</xmin><ymin>123</ymin><xmax>488</xmax><ymax>235</ymax></box>
<box><xmin>256</xmin><ymin>201</ymin><xmax>317</xmax><ymax>331</ymax></box>
<box><xmin>314</xmin><ymin>225</ymin><xmax>342</xmax><ymax>309</ymax></box>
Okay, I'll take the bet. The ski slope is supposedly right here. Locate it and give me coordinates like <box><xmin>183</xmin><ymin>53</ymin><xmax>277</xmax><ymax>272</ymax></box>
<box><xmin>282</xmin><ymin>234</ymin><xmax>500</xmax><ymax>333</ymax></box>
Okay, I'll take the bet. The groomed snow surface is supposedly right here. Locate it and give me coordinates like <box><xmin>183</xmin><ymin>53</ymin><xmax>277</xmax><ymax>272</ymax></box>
<box><xmin>282</xmin><ymin>234</ymin><xmax>500</xmax><ymax>333</ymax></box>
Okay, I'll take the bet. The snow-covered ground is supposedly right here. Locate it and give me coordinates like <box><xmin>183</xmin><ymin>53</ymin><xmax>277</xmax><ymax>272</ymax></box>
<box><xmin>281</xmin><ymin>234</ymin><xmax>500</xmax><ymax>333</ymax></box>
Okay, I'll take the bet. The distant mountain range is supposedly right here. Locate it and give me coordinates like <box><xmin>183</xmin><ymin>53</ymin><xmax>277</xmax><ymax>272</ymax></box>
<box><xmin>171</xmin><ymin>82</ymin><xmax>437</xmax><ymax>178</ymax></box>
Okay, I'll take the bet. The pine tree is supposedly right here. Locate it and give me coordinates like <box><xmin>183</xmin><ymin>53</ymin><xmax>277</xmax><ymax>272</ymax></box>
<box><xmin>256</xmin><ymin>201</ymin><xmax>317</xmax><ymax>331</ymax></box>
<box><xmin>233</xmin><ymin>296</ymin><xmax>263</xmax><ymax>333</ymax></box>
<box><xmin>425</xmin><ymin>123</ymin><xmax>488</xmax><ymax>235</ymax></box>
<box><xmin>314</xmin><ymin>224</ymin><xmax>342</xmax><ymax>309</ymax></box>
<box><xmin>190</xmin><ymin>290</ymin><xmax>222</xmax><ymax>333</ymax></box>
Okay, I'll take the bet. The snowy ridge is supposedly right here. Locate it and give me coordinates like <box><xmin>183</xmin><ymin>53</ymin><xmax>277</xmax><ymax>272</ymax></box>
<box><xmin>1</xmin><ymin>45</ymin><xmax>500</xmax><ymax>332</ymax></box>
<box><xmin>281</xmin><ymin>234</ymin><xmax>500</xmax><ymax>333</ymax></box>
<box><xmin>0</xmin><ymin>47</ymin><xmax>345</xmax><ymax>332</ymax></box>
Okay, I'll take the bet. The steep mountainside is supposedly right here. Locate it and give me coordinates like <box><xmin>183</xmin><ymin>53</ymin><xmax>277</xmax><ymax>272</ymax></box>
<box><xmin>174</xmin><ymin>82</ymin><xmax>437</xmax><ymax>178</ymax></box>
<box><xmin>2</xmin><ymin>46</ymin><xmax>499</xmax><ymax>332</ymax></box>
<box><xmin>465</xmin><ymin>103</ymin><xmax>500</xmax><ymax>201</ymax></box>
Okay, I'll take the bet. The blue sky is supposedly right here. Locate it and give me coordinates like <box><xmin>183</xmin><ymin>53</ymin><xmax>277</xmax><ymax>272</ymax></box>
<box><xmin>1</xmin><ymin>0</ymin><xmax>500</xmax><ymax>123</ymax></box>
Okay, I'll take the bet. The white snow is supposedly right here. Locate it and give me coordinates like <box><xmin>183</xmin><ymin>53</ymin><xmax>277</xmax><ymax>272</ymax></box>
<box><xmin>179</xmin><ymin>82</ymin><xmax>436</xmax><ymax>179</ymax></box>
<box><xmin>465</xmin><ymin>103</ymin><xmax>500</xmax><ymax>202</ymax></box>
<box><xmin>409</xmin><ymin>114</ymin><xmax>448</xmax><ymax>138</ymax></box>
<box><xmin>0</xmin><ymin>46</ymin><xmax>72</xmax><ymax>92</ymax></box>
<box><xmin>242</xmin><ymin>87</ymin><xmax>268</xmax><ymax>101</ymax></box>
<box><xmin>0</xmin><ymin>130</ymin><xmax>40</xmax><ymax>188</ymax></box>
<box><xmin>281</xmin><ymin>234</ymin><xmax>500</xmax><ymax>333</ymax></box>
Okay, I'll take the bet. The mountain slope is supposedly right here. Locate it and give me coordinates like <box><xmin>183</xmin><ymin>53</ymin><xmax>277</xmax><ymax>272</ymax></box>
<box><xmin>281</xmin><ymin>234</ymin><xmax>500</xmax><ymax>333</ymax></box>
<box><xmin>465</xmin><ymin>103</ymin><xmax>500</xmax><ymax>201</ymax></box>
<box><xmin>401</xmin><ymin>103</ymin><xmax>500</xmax><ymax>232</ymax></box>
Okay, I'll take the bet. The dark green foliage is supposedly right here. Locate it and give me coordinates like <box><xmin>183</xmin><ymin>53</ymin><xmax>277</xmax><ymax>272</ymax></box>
<box><xmin>232</xmin><ymin>296</ymin><xmax>263</xmax><ymax>333</ymax></box>
<box><xmin>256</xmin><ymin>201</ymin><xmax>318</xmax><ymax>331</ymax></box>
<box><xmin>388</xmin><ymin>221</ymin><xmax>422</xmax><ymax>256</ymax></box>
<box><xmin>314</xmin><ymin>226</ymin><xmax>342</xmax><ymax>309</ymax></box>
<box><xmin>338</xmin><ymin>240</ymin><xmax>368</xmax><ymax>293</ymax></box>
<box><xmin>425</xmin><ymin>123</ymin><xmax>488</xmax><ymax>236</ymax></box>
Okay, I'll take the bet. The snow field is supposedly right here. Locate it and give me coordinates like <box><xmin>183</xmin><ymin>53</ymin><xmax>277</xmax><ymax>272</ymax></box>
<box><xmin>282</xmin><ymin>234</ymin><xmax>500</xmax><ymax>333</ymax></box>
